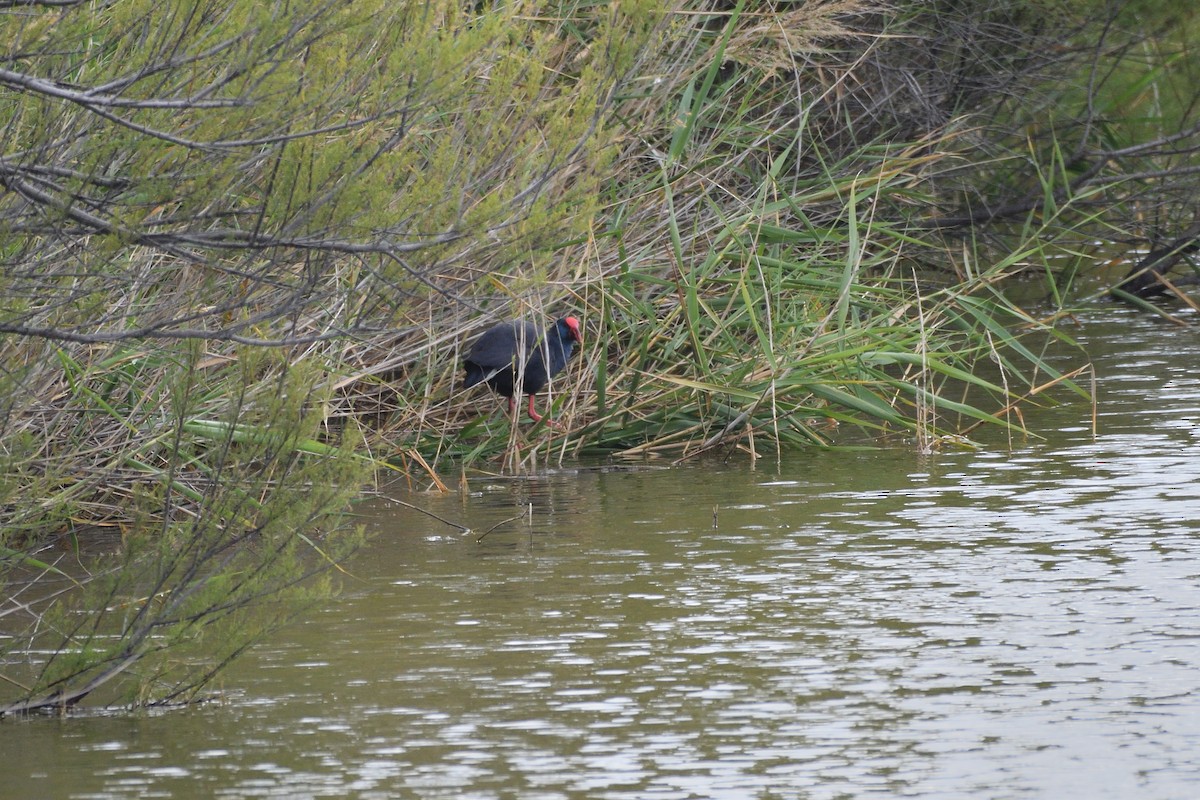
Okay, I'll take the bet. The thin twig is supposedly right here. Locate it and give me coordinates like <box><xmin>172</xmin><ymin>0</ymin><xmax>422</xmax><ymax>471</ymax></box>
<box><xmin>383</xmin><ymin>498</ymin><xmax>469</xmax><ymax>533</ymax></box>
<box><xmin>475</xmin><ymin>506</ymin><xmax>531</xmax><ymax>543</ymax></box>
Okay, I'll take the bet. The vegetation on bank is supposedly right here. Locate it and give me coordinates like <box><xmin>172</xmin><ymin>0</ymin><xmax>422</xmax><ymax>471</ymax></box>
<box><xmin>2</xmin><ymin>0</ymin><xmax>1198</xmax><ymax>711</ymax></box>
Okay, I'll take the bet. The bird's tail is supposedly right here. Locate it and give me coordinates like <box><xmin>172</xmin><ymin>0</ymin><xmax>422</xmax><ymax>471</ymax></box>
<box><xmin>462</xmin><ymin>364</ymin><xmax>505</xmax><ymax>390</ymax></box>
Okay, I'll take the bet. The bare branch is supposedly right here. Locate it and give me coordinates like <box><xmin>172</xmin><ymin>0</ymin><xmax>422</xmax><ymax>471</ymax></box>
<box><xmin>0</xmin><ymin>67</ymin><xmax>244</xmax><ymax>109</ymax></box>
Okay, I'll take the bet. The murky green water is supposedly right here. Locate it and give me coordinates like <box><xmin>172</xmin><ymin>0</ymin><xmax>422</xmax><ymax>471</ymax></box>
<box><xmin>6</xmin><ymin>308</ymin><xmax>1200</xmax><ymax>799</ymax></box>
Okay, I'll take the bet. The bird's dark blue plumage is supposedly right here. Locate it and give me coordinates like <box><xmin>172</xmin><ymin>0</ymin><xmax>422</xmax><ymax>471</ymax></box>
<box><xmin>463</xmin><ymin>317</ymin><xmax>581</xmax><ymax>423</ymax></box>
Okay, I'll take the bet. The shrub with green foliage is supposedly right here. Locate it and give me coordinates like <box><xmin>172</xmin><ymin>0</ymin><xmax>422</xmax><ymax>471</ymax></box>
<box><xmin>0</xmin><ymin>0</ymin><xmax>662</xmax><ymax>711</ymax></box>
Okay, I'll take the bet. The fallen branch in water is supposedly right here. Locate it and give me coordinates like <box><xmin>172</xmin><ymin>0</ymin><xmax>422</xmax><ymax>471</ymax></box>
<box><xmin>475</xmin><ymin>505</ymin><xmax>532</xmax><ymax>543</ymax></box>
<box><xmin>382</xmin><ymin>497</ymin><xmax>470</xmax><ymax>533</ymax></box>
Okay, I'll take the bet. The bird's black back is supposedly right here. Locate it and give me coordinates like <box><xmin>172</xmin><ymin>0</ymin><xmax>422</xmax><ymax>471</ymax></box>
<box><xmin>462</xmin><ymin>319</ymin><xmax>577</xmax><ymax>397</ymax></box>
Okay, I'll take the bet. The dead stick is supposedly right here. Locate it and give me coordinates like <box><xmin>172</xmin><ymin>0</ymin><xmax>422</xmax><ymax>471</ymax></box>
<box><xmin>383</xmin><ymin>497</ymin><xmax>470</xmax><ymax>532</ymax></box>
<box><xmin>475</xmin><ymin>506</ymin><xmax>531</xmax><ymax>542</ymax></box>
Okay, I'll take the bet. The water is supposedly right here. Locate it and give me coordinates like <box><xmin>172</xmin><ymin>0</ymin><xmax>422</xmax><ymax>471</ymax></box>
<box><xmin>5</xmin><ymin>309</ymin><xmax>1200</xmax><ymax>799</ymax></box>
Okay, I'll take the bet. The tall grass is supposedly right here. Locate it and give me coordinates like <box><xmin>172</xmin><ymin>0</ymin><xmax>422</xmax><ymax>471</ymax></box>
<box><xmin>367</xmin><ymin>1</ymin><xmax>1092</xmax><ymax>474</ymax></box>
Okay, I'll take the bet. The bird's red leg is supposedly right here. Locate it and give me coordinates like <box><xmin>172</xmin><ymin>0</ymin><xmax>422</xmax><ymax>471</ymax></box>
<box><xmin>527</xmin><ymin>394</ymin><xmax>562</xmax><ymax>428</ymax></box>
<box><xmin>526</xmin><ymin>394</ymin><xmax>544</xmax><ymax>422</ymax></box>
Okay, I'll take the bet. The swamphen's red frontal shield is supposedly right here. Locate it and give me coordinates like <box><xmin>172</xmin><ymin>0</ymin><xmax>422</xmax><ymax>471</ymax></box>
<box><xmin>462</xmin><ymin>316</ymin><xmax>581</xmax><ymax>423</ymax></box>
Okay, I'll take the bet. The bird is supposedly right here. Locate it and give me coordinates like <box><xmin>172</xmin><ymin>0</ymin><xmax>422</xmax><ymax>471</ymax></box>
<box><xmin>462</xmin><ymin>316</ymin><xmax>582</xmax><ymax>424</ymax></box>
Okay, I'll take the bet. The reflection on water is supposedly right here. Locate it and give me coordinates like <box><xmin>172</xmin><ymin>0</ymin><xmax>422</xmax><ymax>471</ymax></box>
<box><xmin>6</xmin><ymin>309</ymin><xmax>1200</xmax><ymax>799</ymax></box>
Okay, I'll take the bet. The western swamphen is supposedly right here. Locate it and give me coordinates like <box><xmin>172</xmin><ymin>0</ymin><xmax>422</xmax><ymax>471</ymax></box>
<box><xmin>462</xmin><ymin>316</ymin><xmax>582</xmax><ymax>424</ymax></box>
